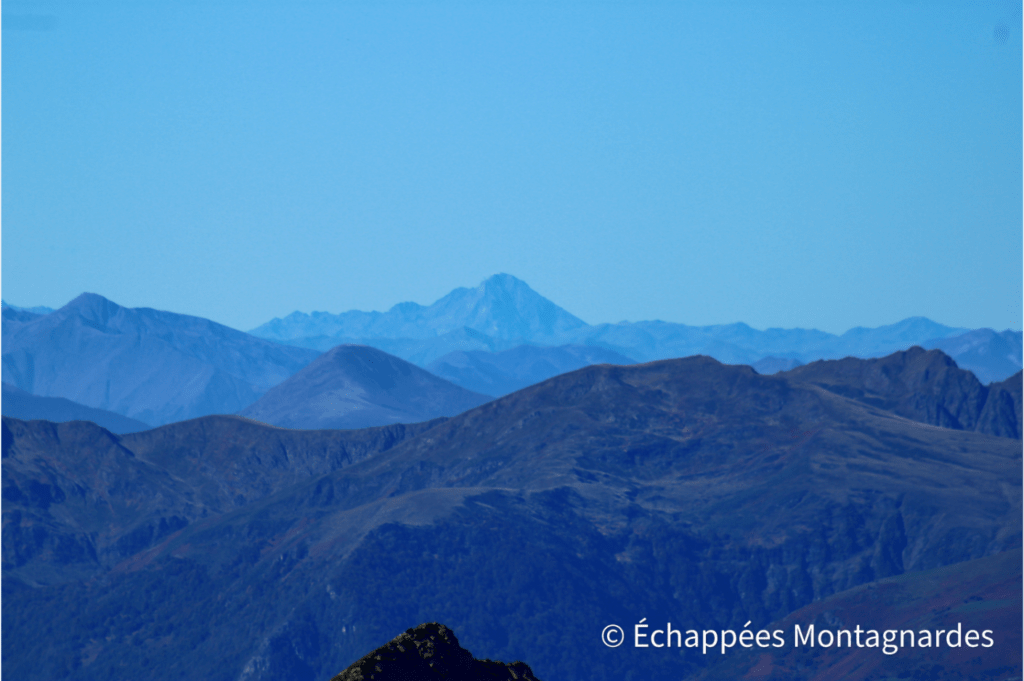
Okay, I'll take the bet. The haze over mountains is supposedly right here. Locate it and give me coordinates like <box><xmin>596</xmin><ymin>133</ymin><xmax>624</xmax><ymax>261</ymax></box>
<box><xmin>250</xmin><ymin>273</ymin><xmax>1022</xmax><ymax>384</ymax></box>
<box><xmin>1</xmin><ymin>300</ymin><xmax>55</xmax><ymax>316</ymax></box>
<box><xmin>2</xmin><ymin>294</ymin><xmax>320</xmax><ymax>426</ymax></box>
<box><xmin>248</xmin><ymin>274</ymin><xmax>593</xmax><ymax>367</ymax></box>
<box><xmin>425</xmin><ymin>344</ymin><xmax>636</xmax><ymax>397</ymax></box>
<box><xmin>921</xmin><ymin>328</ymin><xmax>1024</xmax><ymax>384</ymax></box>
<box><xmin>3</xmin><ymin>351</ymin><xmax>1019</xmax><ymax>681</ymax></box>
<box><xmin>1</xmin><ymin>383</ymin><xmax>150</xmax><ymax>434</ymax></box>
<box><xmin>3</xmin><ymin>275</ymin><xmax>1020</xmax><ymax>433</ymax></box>
<box><xmin>240</xmin><ymin>345</ymin><xmax>490</xmax><ymax>430</ymax></box>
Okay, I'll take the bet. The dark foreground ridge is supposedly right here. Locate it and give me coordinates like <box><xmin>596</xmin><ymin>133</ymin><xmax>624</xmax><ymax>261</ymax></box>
<box><xmin>329</xmin><ymin>623</ymin><xmax>542</xmax><ymax>681</ymax></box>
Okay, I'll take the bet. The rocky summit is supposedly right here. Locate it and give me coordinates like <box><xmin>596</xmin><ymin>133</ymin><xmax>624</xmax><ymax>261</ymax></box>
<box><xmin>329</xmin><ymin>623</ymin><xmax>541</xmax><ymax>681</ymax></box>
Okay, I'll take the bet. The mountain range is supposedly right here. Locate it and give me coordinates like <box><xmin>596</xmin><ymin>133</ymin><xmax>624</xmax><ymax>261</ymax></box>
<box><xmin>249</xmin><ymin>274</ymin><xmax>1022</xmax><ymax>384</ymax></box>
<box><xmin>2</xmin><ymin>294</ymin><xmax>320</xmax><ymax>426</ymax></box>
<box><xmin>250</xmin><ymin>273</ymin><xmax>588</xmax><ymax>346</ymax></box>
<box><xmin>4</xmin><ymin>277</ymin><xmax>1021</xmax><ymax>434</ymax></box>
<box><xmin>3</xmin><ymin>349</ymin><xmax>1019</xmax><ymax>681</ymax></box>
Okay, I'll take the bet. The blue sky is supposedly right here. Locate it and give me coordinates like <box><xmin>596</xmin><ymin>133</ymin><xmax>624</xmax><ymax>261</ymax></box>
<box><xmin>3</xmin><ymin>0</ymin><xmax>1021</xmax><ymax>334</ymax></box>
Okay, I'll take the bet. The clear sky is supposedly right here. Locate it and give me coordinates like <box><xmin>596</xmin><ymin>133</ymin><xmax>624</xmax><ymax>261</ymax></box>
<box><xmin>3</xmin><ymin>0</ymin><xmax>1021</xmax><ymax>334</ymax></box>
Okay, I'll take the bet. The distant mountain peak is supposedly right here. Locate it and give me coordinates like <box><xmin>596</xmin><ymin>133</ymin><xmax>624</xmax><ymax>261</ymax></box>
<box><xmin>316</xmin><ymin>343</ymin><xmax>417</xmax><ymax>377</ymax></box>
<box><xmin>839</xmin><ymin>316</ymin><xmax>967</xmax><ymax>341</ymax></box>
<box><xmin>428</xmin><ymin>274</ymin><xmax>587</xmax><ymax>341</ymax></box>
<box><xmin>239</xmin><ymin>343</ymin><xmax>490</xmax><ymax>430</ymax></box>
<box><xmin>66</xmin><ymin>292</ymin><xmax>114</xmax><ymax>307</ymax></box>
<box><xmin>43</xmin><ymin>292</ymin><xmax>128</xmax><ymax>327</ymax></box>
<box><xmin>389</xmin><ymin>300</ymin><xmax>425</xmax><ymax>315</ymax></box>
<box><xmin>481</xmin><ymin>271</ymin><xmax>529</xmax><ymax>290</ymax></box>
<box><xmin>249</xmin><ymin>274</ymin><xmax>586</xmax><ymax>343</ymax></box>
<box><xmin>245</xmin><ymin>278</ymin><xmax>1019</xmax><ymax>384</ymax></box>
<box><xmin>3</xmin><ymin>292</ymin><xmax>320</xmax><ymax>426</ymax></box>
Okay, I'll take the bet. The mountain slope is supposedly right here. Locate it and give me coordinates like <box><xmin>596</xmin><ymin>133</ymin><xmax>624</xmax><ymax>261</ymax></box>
<box><xmin>239</xmin><ymin>345</ymin><xmax>491</xmax><ymax>430</ymax></box>
<box><xmin>3</xmin><ymin>351</ymin><xmax>1019</xmax><ymax>681</ymax></box>
<box><xmin>426</xmin><ymin>344</ymin><xmax>636</xmax><ymax>396</ymax></box>
<box><xmin>1</xmin><ymin>293</ymin><xmax>320</xmax><ymax>425</ymax></box>
<box><xmin>1</xmin><ymin>414</ymin><xmax>445</xmax><ymax>587</ymax></box>
<box><xmin>781</xmin><ymin>346</ymin><xmax>1022</xmax><ymax>439</ymax></box>
<box><xmin>696</xmin><ymin>548</ymin><xmax>1022</xmax><ymax>681</ymax></box>
<box><xmin>1</xmin><ymin>383</ymin><xmax>151</xmax><ymax>434</ymax></box>
<box><xmin>976</xmin><ymin>370</ymin><xmax>1023</xmax><ymax>439</ymax></box>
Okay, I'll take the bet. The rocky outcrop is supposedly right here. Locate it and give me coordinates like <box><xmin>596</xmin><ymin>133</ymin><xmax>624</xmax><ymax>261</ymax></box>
<box><xmin>329</xmin><ymin>623</ymin><xmax>542</xmax><ymax>681</ymax></box>
<box><xmin>782</xmin><ymin>346</ymin><xmax>1022</xmax><ymax>438</ymax></box>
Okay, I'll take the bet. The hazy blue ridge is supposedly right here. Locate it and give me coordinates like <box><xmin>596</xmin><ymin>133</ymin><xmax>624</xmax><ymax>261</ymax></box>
<box><xmin>3</xmin><ymin>279</ymin><xmax>1017</xmax><ymax>438</ymax></box>
<box><xmin>1</xmin><ymin>307</ymin><xmax>45</xmax><ymax>325</ymax></box>
<box><xmin>1</xmin><ymin>382</ymin><xmax>151</xmax><ymax>434</ymax></box>
<box><xmin>824</xmin><ymin>316</ymin><xmax>968</xmax><ymax>357</ymax></box>
<box><xmin>249</xmin><ymin>274</ymin><xmax>1021</xmax><ymax>381</ymax></box>
<box><xmin>749</xmin><ymin>356</ymin><xmax>805</xmax><ymax>374</ymax></box>
<box><xmin>922</xmin><ymin>328</ymin><xmax>1023</xmax><ymax>385</ymax></box>
<box><xmin>427</xmin><ymin>344</ymin><xmax>636</xmax><ymax>397</ymax></box>
<box><xmin>277</xmin><ymin>328</ymin><xmax>514</xmax><ymax>367</ymax></box>
<box><xmin>1</xmin><ymin>292</ymin><xmax>321</xmax><ymax>426</ymax></box>
<box><xmin>238</xmin><ymin>344</ymin><xmax>492</xmax><ymax>430</ymax></box>
<box><xmin>249</xmin><ymin>273</ymin><xmax>587</xmax><ymax>343</ymax></box>
<box><xmin>1</xmin><ymin>300</ymin><xmax>55</xmax><ymax>316</ymax></box>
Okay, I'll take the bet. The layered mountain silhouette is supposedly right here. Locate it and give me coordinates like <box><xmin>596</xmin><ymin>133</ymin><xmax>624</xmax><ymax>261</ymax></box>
<box><xmin>3</xmin><ymin>282</ymin><xmax>1019</xmax><ymax>440</ymax></box>
<box><xmin>1</xmin><ymin>301</ymin><xmax>55</xmax><ymax>316</ymax></box>
<box><xmin>249</xmin><ymin>274</ymin><xmax>1021</xmax><ymax>382</ymax></box>
<box><xmin>277</xmin><ymin>328</ymin><xmax>508</xmax><ymax>372</ymax></box>
<box><xmin>1</xmin><ymin>382</ymin><xmax>151</xmax><ymax>434</ymax></box>
<box><xmin>239</xmin><ymin>345</ymin><xmax>491</xmax><ymax>430</ymax></box>
<box><xmin>252</xmin><ymin>273</ymin><xmax>587</xmax><ymax>345</ymax></box>
<box><xmin>571</xmin><ymin>315</ymin><xmax>968</xmax><ymax>365</ymax></box>
<box><xmin>923</xmin><ymin>327</ymin><xmax>1024</xmax><ymax>385</ymax></box>
<box><xmin>426</xmin><ymin>344</ymin><xmax>635</xmax><ymax>397</ymax></box>
<box><xmin>750</xmin><ymin>356</ymin><xmax>804</xmax><ymax>374</ymax></box>
<box><xmin>328</xmin><ymin>623</ymin><xmax>542</xmax><ymax>681</ymax></box>
<box><xmin>1</xmin><ymin>293</ymin><xmax>320</xmax><ymax>426</ymax></box>
<box><xmin>1</xmin><ymin>305</ymin><xmax>47</xmax><ymax>325</ymax></box>
<box><xmin>3</xmin><ymin>349</ymin><xmax>1019</xmax><ymax>681</ymax></box>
